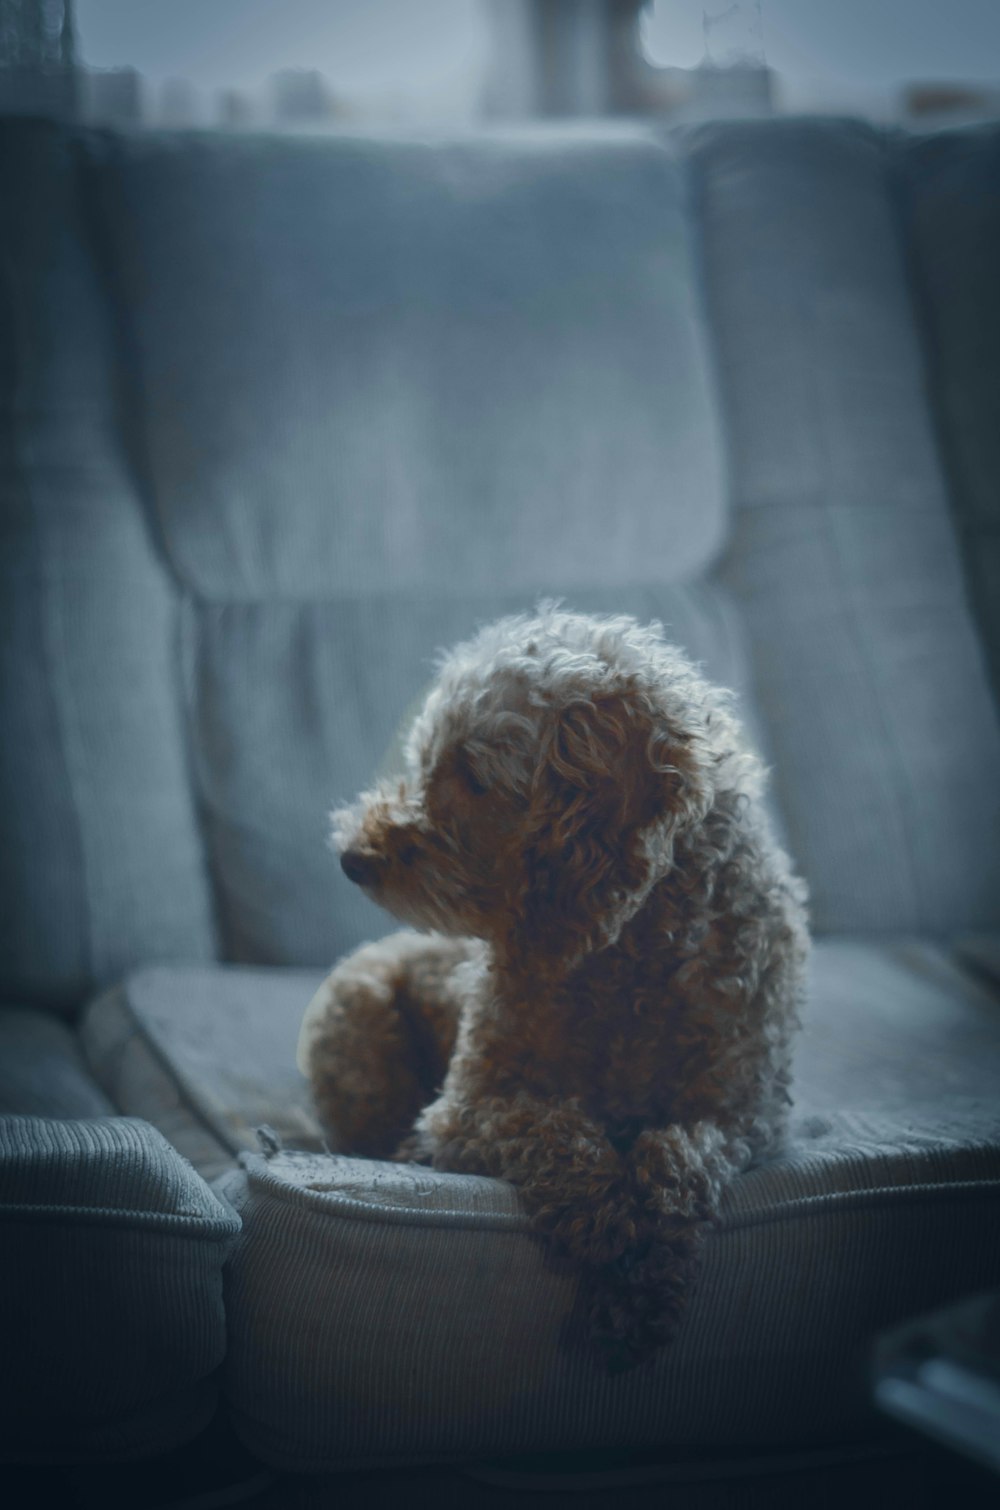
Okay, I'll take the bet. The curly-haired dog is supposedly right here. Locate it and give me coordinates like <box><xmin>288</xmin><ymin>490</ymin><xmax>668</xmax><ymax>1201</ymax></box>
<box><xmin>300</xmin><ymin>607</ymin><xmax>809</xmax><ymax>1368</ymax></box>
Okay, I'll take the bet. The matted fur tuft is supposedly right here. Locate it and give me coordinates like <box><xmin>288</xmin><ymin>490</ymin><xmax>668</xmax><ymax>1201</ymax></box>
<box><xmin>303</xmin><ymin>606</ymin><xmax>809</xmax><ymax>1368</ymax></box>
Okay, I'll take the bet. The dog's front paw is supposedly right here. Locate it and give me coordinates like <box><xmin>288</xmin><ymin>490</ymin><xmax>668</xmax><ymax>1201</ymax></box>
<box><xmin>539</xmin><ymin>1192</ymin><xmax>643</xmax><ymax>1268</ymax></box>
<box><xmin>585</xmin><ymin>1253</ymin><xmax>689</xmax><ymax>1372</ymax></box>
<box><xmin>391</xmin><ymin>1129</ymin><xmax>436</xmax><ymax>1165</ymax></box>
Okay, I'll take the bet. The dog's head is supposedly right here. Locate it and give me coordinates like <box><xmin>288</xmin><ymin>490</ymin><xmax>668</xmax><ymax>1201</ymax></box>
<box><xmin>333</xmin><ymin>607</ymin><xmax>753</xmax><ymax>978</ymax></box>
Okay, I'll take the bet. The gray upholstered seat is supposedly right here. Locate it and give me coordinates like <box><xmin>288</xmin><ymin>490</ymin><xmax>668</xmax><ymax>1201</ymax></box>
<box><xmin>68</xmin><ymin>942</ymin><xmax>1000</xmax><ymax>1466</ymax></box>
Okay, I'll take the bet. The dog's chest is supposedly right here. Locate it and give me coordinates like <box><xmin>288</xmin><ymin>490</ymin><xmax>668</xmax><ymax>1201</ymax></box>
<box><xmin>518</xmin><ymin>958</ymin><xmax>684</xmax><ymax>1117</ymax></box>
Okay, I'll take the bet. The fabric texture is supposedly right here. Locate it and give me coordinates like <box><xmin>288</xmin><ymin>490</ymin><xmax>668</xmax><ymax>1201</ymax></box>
<box><xmin>76</xmin><ymin>947</ymin><xmax>1000</xmax><ymax>1466</ymax></box>
<box><xmin>0</xmin><ymin>1115</ymin><xmax>240</xmax><ymax>1463</ymax></box>
<box><xmin>687</xmin><ymin>118</ymin><xmax>1000</xmax><ymax>936</ymax></box>
<box><xmin>0</xmin><ymin>120</ymin><xmax>216</xmax><ymax>1011</ymax></box>
<box><xmin>219</xmin><ymin>1138</ymin><xmax>998</xmax><ymax>1470</ymax></box>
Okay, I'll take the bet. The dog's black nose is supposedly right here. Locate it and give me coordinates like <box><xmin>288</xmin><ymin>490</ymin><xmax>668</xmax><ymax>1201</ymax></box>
<box><xmin>340</xmin><ymin>850</ymin><xmax>378</xmax><ymax>887</ymax></box>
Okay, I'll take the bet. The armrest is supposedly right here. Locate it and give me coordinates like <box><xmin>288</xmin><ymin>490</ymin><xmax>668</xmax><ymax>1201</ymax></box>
<box><xmin>0</xmin><ymin>1114</ymin><xmax>240</xmax><ymax>1464</ymax></box>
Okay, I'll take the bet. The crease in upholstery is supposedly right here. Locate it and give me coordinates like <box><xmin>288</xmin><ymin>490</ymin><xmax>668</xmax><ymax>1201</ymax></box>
<box><xmin>72</xmin><ymin>129</ymin><xmax>224</xmax><ymax>970</ymax></box>
<box><xmin>239</xmin><ymin>1157</ymin><xmax>1000</xmax><ymax>1234</ymax></box>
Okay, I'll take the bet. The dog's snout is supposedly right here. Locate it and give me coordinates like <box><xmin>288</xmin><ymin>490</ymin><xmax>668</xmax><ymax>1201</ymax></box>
<box><xmin>340</xmin><ymin>850</ymin><xmax>379</xmax><ymax>888</ymax></box>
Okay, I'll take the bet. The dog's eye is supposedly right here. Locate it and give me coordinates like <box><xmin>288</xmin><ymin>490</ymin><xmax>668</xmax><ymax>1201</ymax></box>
<box><xmin>457</xmin><ymin>753</ymin><xmax>488</xmax><ymax>797</ymax></box>
<box><xmin>464</xmin><ymin>765</ymin><xmax>488</xmax><ymax>797</ymax></box>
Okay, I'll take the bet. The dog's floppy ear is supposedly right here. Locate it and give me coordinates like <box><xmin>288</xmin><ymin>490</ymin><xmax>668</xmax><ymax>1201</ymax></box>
<box><xmin>501</xmin><ymin>690</ymin><xmax>711</xmax><ymax>978</ymax></box>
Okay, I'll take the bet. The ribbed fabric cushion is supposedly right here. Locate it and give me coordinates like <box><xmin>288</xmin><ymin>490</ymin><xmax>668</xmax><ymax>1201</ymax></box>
<box><xmin>0</xmin><ymin>1116</ymin><xmax>240</xmax><ymax>1463</ymax></box>
<box><xmin>78</xmin><ymin>946</ymin><xmax>1000</xmax><ymax>1466</ymax></box>
<box><xmin>687</xmin><ymin>119</ymin><xmax>1000</xmax><ymax>937</ymax></box>
<box><xmin>219</xmin><ymin>1120</ymin><xmax>999</xmax><ymax>1471</ymax></box>
<box><xmin>0</xmin><ymin>1009</ymin><xmax>115</xmax><ymax>1118</ymax></box>
<box><xmin>898</xmin><ymin>124</ymin><xmax>1000</xmax><ymax>704</ymax></box>
<box><xmin>0</xmin><ymin>120</ymin><xmax>216</xmax><ymax>1010</ymax></box>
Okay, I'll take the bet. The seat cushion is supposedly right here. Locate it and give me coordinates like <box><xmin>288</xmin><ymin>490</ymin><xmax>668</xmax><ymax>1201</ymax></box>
<box><xmin>79</xmin><ymin>941</ymin><xmax>1000</xmax><ymax>1467</ymax></box>
<box><xmin>81</xmin><ymin>967</ymin><xmax>326</xmax><ymax>1183</ymax></box>
<box><xmin>0</xmin><ymin>1115</ymin><xmax>240</xmax><ymax>1463</ymax></box>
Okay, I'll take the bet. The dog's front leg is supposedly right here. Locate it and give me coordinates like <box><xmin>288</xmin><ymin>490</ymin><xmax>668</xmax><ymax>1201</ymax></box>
<box><xmin>398</xmin><ymin>1091</ymin><xmax>643</xmax><ymax>1269</ymax></box>
<box><xmin>586</xmin><ymin>1120</ymin><xmax>750</xmax><ymax>1367</ymax></box>
<box><xmin>301</xmin><ymin>932</ymin><xmax>469</xmax><ymax>1158</ymax></box>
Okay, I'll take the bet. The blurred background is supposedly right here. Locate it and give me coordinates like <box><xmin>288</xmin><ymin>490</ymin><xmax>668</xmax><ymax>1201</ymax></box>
<box><xmin>2</xmin><ymin>0</ymin><xmax>1000</xmax><ymax>134</ymax></box>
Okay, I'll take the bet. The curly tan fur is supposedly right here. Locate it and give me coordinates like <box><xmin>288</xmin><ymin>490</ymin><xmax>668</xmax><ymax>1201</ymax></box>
<box><xmin>300</xmin><ymin>606</ymin><xmax>809</xmax><ymax>1369</ymax></box>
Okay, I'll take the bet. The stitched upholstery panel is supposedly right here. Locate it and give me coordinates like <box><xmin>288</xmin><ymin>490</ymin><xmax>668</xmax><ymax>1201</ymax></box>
<box><xmin>688</xmin><ymin>119</ymin><xmax>1000</xmax><ymax>934</ymax></box>
<box><xmin>898</xmin><ymin>123</ymin><xmax>1000</xmax><ymax>703</ymax></box>
<box><xmin>0</xmin><ymin>121</ymin><xmax>216</xmax><ymax>1009</ymax></box>
<box><xmin>80</xmin><ymin>126</ymin><xmax>750</xmax><ymax>965</ymax></box>
<box><xmin>89</xmin><ymin>128</ymin><xmax>726</xmax><ymax>601</ymax></box>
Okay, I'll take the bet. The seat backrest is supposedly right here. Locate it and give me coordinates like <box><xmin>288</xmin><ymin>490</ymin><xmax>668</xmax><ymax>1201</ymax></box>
<box><xmin>0</xmin><ymin>122</ymin><xmax>216</xmax><ymax>1010</ymax></box>
<box><xmin>1</xmin><ymin>116</ymin><xmax>998</xmax><ymax>1010</ymax></box>
<box><xmin>897</xmin><ymin>124</ymin><xmax>1000</xmax><ymax>704</ymax></box>
<box><xmin>688</xmin><ymin>118</ymin><xmax>1000</xmax><ymax>941</ymax></box>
